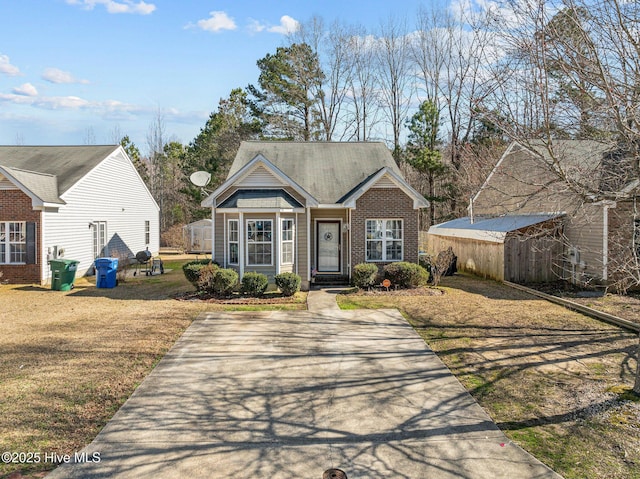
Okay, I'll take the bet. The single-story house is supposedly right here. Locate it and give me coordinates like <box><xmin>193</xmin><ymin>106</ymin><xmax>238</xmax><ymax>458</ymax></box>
<box><xmin>428</xmin><ymin>140</ymin><xmax>639</xmax><ymax>286</ymax></box>
<box><xmin>183</xmin><ymin>219</ymin><xmax>212</xmax><ymax>253</ymax></box>
<box><xmin>0</xmin><ymin>145</ymin><xmax>159</xmax><ymax>284</ymax></box>
<box><xmin>202</xmin><ymin>141</ymin><xmax>429</xmax><ymax>290</ymax></box>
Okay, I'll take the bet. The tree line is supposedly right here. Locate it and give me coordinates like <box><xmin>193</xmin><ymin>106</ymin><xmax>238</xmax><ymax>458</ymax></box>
<box><xmin>118</xmin><ymin>0</ymin><xmax>638</xmax><ymax>248</ymax></box>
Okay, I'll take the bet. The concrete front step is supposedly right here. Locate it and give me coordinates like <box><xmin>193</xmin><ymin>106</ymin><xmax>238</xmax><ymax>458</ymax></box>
<box><xmin>312</xmin><ymin>275</ymin><xmax>350</xmax><ymax>286</ymax></box>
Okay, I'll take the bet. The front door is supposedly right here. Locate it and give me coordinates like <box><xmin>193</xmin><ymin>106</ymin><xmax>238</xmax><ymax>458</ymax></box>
<box><xmin>317</xmin><ymin>221</ymin><xmax>340</xmax><ymax>272</ymax></box>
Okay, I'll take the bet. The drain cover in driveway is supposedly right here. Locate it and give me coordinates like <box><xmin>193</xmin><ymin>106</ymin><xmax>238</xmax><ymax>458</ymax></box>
<box><xmin>323</xmin><ymin>469</ymin><xmax>347</xmax><ymax>479</ymax></box>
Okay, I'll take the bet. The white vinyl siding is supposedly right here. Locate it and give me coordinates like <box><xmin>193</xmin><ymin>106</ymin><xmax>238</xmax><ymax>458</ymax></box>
<box><xmin>41</xmin><ymin>148</ymin><xmax>159</xmax><ymax>280</ymax></box>
<box><xmin>237</xmin><ymin>165</ymin><xmax>285</xmax><ymax>188</ymax></box>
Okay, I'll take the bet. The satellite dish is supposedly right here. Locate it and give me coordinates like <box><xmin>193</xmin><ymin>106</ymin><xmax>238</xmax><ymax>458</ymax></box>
<box><xmin>189</xmin><ymin>171</ymin><xmax>211</xmax><ymax>187</ymax></box>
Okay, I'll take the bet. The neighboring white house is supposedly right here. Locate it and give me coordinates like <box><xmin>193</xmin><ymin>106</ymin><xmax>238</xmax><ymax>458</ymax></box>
<box><xmin>183</xmin><ymin>219</ymin><xmax>212</xmax><ymax>253</ymax></box>
<box><xmin>0</xmin><ymin>145</ymin><xmax>159</xmax><ymax>284</ymax></box>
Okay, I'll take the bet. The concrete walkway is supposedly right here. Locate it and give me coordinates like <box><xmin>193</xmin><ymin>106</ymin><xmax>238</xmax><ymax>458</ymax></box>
<box><xmin>306</xmin><ymin>286</ymin><xmax>348</xmax><ymax>312</ymax></box>
<box><xmin>47</xmin><ymin>301</ymin><xmax>562</xmax><ymax>478</ymax></box>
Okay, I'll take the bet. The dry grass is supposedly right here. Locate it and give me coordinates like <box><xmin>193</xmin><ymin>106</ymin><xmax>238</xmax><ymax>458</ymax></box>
<box><xmin>338</xmin><ymin>274</ymin><xmax>640</xmax><ymax>479</ymax></box>
<box><xmin>0</xmin><ymin>259</ymin><xmax>303</xmax><ymax>479</ymax></box>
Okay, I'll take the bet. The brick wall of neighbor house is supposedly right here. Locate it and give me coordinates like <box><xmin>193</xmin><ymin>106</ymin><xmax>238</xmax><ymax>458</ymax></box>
<box><xmin>0</xmin><ymin>190</ymin><xmax>41</xmax><ymax>283</ymax></box>
<box><xmin>351</xmin><ymin>188</ymin><xmax>419</xmax><ymax>275</ymax></box>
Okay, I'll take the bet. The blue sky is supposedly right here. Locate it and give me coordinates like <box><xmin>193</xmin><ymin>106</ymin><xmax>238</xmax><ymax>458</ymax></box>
<box><xmin>0</xmin><ymin>0</ymin><xmax>448</xmax><ymax>152</ymax></box>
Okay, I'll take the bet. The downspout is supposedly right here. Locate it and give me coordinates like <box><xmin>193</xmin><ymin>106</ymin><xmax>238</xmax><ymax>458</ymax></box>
<box><xmin>295</xmin><ymin>212</ymin><xmax>299</xmax><ymax>277</ymax></box>
<box><xmin>348</xmin><ymin>208</ymin><xmax>352</xmax><ymax>283</ymax></box>
<box><xmin>306</xmin><ymin>207</ymin><xmax>311</xmax><ymax>285</ymax></box>
<box><xmin>211</xmin><ymin>203</ymin><xmax>215</xmax><ymax>261</ymax></box>
<box><xmin>275</xmin><ymin>211</ymin><xmax>281</xmax><ymax>276</ymax></box>
<box><xmin>41</xmin><ymin>209</ymin><xmax>46</xmax><ymax>285</ymax></box>
<box><xmin>239</xmin><ymin>212</ymin><xmax>244</xmax><ymax>279</ymax></box>
<box><xmin>223</xmin><ymin>213</ymin><xmax>227</xmax><ymax>268</ymax></box>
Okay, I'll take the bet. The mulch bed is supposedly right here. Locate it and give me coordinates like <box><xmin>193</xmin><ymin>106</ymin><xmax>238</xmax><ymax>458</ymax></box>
<box><xmin>174</xmin><ymin>291</ymin><xmax>300</xmax><ymax>304</ymax></box>
<box><xmin>346</xmin><ymin>286</ymin><xmax>445</xmax><ymax>297</ymax></box>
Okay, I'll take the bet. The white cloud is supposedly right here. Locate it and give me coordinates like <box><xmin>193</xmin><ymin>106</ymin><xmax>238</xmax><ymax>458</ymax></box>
<box><xmin>66</xmin><ymin>0</ymin><xmax>156</xmax><ymax>15</ymax></box>
<box><xmin>12</xmin><ymin>83</ymin><xmax>38</xmax><ymax>97</ymax></box>
<box><xmin>42</xmin><ymin>67</ymin><xmax>90</xmax><ymax>85</ymax></box>
<box><xmin>270</xmin><ymin>15</ymin><xmax>299</xmax><ymax>34</ymax></box>
<box><xmin>0</xmin><ymin>54</ymin><xmax>21</xmax><ymax>76</ymax></box>
<box><xmin>250</xmin><ymin>15</ymin><xmax>300</xmax><ymax>35</ymax></box>
<box><xmin>194</xmin><ymin>11</ymin><xmax>237</xmax><ymax>32</ymax></box>
<box><xmin>248</xmin><ymin>19</ymin><xmax>266</xmax><ymax>33</ymax></box>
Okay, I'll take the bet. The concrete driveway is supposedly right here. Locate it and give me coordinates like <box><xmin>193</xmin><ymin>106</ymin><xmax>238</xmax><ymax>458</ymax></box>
<box><xmin>47</xmin><ymin>303</ymin><xmax>561</xmax><ymax>478</ymax></box>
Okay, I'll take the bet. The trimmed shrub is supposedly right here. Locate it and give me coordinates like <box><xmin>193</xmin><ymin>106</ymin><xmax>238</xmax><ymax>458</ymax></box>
<box><xmin>212</xmin><ymin>268</ymin><xmax>239</xmax><ymax>296</ymax></box>
<box><xmin>196</xmin><ymin>263</ymin><xmax>219</xmax><ymax>292</ymax></box>
<box><xmin>383</xmin><ymin>261</ymin><xmax>429</xmax><ymax>289</ymax></box>
<box><xmin>275</xmin><ymin>272</ymin><xmax>301</xmax><ymax>296</ymax></box>
<box><xmin>352</xmin><ymin>263</ymin><xmax>379</xmax><ymax>289</ymax></box>
<box><xmin>182</xmin><ymin>259</ymin><xmax>214</xmax><ymax>288</ymax></box>
<box><xmin>241</xmin><ymin>272</ymin><xmax>269</xmax><ymax>297</ymax></box>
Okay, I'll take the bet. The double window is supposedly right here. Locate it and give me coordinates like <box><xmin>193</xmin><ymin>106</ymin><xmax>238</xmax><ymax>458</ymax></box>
<box><xmin>247</xmin><ymin>220</ymin><xmax>273</xmax><ymax>265</ymax></box>
<box><xmin>366</xmin><ymin>219</ymin><xmax>403</xmax><ymax>262</ymax></box>
<box><xmin>0</xmin><ymin>222</ymin><xmax>26</xmax><ymax>264</ymax></box>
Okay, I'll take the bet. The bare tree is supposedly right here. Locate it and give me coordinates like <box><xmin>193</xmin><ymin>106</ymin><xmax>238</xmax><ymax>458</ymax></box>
<box><xmin>292</xmin><ymin>16</ymin><xmax>354</xmax><ymax>141</ymax></box>
<box><xmin>483</xmin><ymin>0</ymin><xmax>640</xmax><ymax>200</ymax></box>
<box><xmin>345</xmin><ymin>26</ymin><xmax>382</xmax><ymax>141</ymax></box>
<box><xmin>109</xmin><ymin>124</ymin><xmax>122</xmax><ymax>145</ymax></box>
<box><xmin>376</xmin><ymin>16</ymin><xmax>413</xmax><ymax>162</ymax></box>
<box><xmin>83</xmin><ymin>126</ymin><xmax>96</xmax><ymax>145</ymax></box>
<box><xmin>411</xmin><ymin>6</ymin><xmax>498</xmax><ymax>216</ymax></box>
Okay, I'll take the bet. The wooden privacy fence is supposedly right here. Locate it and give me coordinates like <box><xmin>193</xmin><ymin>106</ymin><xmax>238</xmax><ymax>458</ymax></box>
<box><xmin>504</xmin><ymin>235</ymin><xmax>563</xmax><ymax>283</ymax></box>
<box><xmin>427</xmin><ymin>232</ymin><xmax>563</xmax><ymax>283</ymax></box>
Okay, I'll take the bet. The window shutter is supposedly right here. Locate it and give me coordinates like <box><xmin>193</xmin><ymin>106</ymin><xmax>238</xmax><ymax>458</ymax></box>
<box><xmin>26</xmin><ymin>222</ymin><xmax>36</xmax><ymax>264</ymax></box>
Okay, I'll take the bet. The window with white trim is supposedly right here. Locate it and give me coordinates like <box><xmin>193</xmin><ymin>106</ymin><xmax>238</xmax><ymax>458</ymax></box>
<box><xmin>145</xmin><ymin>220</ymin><xmax>150</xmax><ymax>245</ymax></box>
<box><xmin>0</xmin><ymin>222</ymin><xmax>26</xmax><ymax>264</ymax></box>
<box><xmin>92</xmin><ymin>221</ymin><xmax>107</xmax><ymax>258</ymax></box>
<box><xmin>366</xmin><ymin>219</ymin><xmax>403</xmax><ymax>262</ymax></box>
<box><xmin>247</xmin><ymin>220</ymin><xmax>272</xmax><ymax>265</ymax></box>
<box><xmin>228</xmin><ymin>219</ymin><xmax>239</xmax><ymax>265</ymax></box>
<box><xmin>281</xmin><ymin>219</ymin><xmax>294</xmax><ymax>264</ymax></box>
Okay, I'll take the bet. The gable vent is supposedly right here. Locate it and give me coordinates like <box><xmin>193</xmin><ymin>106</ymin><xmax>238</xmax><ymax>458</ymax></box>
<box><xmin>372</xmin><ymin>174</ymin><xmax>396</xmax><ymax>189</ymax></box>
<box><xmin>237</xmin><ymin>165</ymin><xmax>285</xmax><ymax>188</ymax></box>
<box><xmin>0</xmin><ymin>176</ymin><xmax>18</xmax><ymax>190</ymax></box>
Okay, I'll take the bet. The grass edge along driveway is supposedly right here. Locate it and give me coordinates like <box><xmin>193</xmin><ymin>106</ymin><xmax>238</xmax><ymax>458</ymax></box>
<box><xmin>0</xmin><ymin>259</ymin><xmax>305</xmax><ymax>479</ymax></box>
<box><xmin>338</xmin><ymin>274</ymin><xmax>640</xmax><ymax>479</ymax></box>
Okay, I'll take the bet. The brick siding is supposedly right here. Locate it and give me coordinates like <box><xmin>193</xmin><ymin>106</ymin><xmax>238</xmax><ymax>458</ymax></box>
<box><xmin>351</xmin><ymin>188</ymin><xmax>419</xmax><ymax>276</ymax></box>
<box><xmin>0</xmin><ymin>190</ymin><xmax>41</xmax><ymax>283</ymax></box>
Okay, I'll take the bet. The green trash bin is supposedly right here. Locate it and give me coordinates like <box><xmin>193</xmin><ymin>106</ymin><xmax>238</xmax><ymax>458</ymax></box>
<box><xmin>49</xmin><ymin>259</ymin><xmax>80</xmax><ymax>291</ymax></box>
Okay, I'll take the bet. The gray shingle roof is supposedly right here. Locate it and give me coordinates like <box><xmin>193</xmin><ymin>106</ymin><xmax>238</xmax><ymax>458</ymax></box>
<box><xmin>0</xmin><ymin>166</ymin><xmax>63</xmax><ymax>204</ymax></box>
<box><xmin>0</xmin><ymin>145</ymin><xmax>119</xmax><ymax>200</ymax></box>
<box><xmin>229</xmin><ymin>141</ymin><xmax>402</xmax><ymax>204</ymax></box>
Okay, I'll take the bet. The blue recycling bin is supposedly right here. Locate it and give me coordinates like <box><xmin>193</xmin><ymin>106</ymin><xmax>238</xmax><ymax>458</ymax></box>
<box><xmin>95</xmin><ymin>257</ymin><xmax>119</xmax><ymax>288</ymax></box>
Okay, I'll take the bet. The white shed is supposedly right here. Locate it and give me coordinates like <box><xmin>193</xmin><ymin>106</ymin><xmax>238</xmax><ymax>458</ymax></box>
<box><xmin>183</xmin><ymin>219</ymin><xmax>212</xmax><ymax>254</ymax></box>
